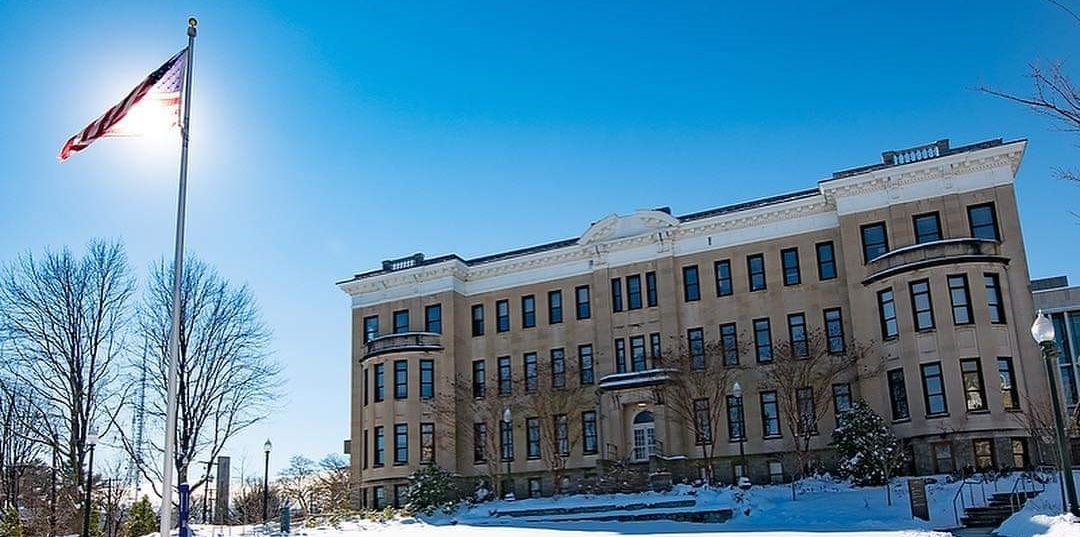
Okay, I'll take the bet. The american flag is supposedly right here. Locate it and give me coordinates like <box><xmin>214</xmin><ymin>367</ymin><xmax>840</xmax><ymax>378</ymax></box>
<box><xmin>59</xmin><ymin>48</ymin><xmax>188</xmax><ymax>161</ymax></box>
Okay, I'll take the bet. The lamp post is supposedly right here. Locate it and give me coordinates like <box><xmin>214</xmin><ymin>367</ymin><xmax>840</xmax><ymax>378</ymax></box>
<box><xmin>502</xmin><ymin>407</ymin><xmax>513</xmax><ymax>500</ymax></box>
<box><xmin>732</xmin><ymin>382</ymin><xmax>747</xmax><ymax>480</ymax></box>
<box><xmin>81</xmin><ymin>426</ymin><xmax>98</xmax><ymax>537</ymax></box>
<box><xmin>262</xmin><ymin>439</ymin><xmax>272</xmax><ymax>526</ymax></box>
<box><xmin>1031</xmin><ymin>312</ymin><xmax>1080</xmax><ymax>516</ymax></box>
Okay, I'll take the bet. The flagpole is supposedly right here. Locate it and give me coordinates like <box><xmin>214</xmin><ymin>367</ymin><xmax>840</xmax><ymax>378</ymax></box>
<box><xmin>161</xmin><ymin>17</ymin><xmax>197</xmax><ymax>537</ymax></box>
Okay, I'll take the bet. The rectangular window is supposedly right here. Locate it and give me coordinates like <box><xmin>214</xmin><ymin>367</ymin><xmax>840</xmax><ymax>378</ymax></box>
<box><xmin>394</xmin><ymin>484</ymin><xmax>407</xmax><ymax>508</ymax></box>
<box><xmin>968</xmin><ymin>202</ymin><xmax>1000</xmax><ymax>241</ymax></box>
<box><xmin>555</xmin><ymin>414</ymin><xmax>569</xmax><ymax>456</ymax></box>
<box><xmin>878</xmin><ymin>288</ymin><xmax>899</xmax><ymax>339</ymax></box>
<box><xmin>832</xmin><ymin>383</ymin><xmax>852</xmax><ymax>414</ymax></box>
<box><xmin>760</xmin><ymin>391</ymin><xmax>781</xmax><ymax>437</ymax></box>
<box><xmin>787</xmin><ymin>313</ymin><xmax>808</xmax><ymax>358</ymax></box>
<box><xmin>769</xmin><ymin>461</ymin><xmax>784</xmax><ymax>484</ymax></box>
<box><xmin>393</xmin><ymin>309</ymin><xmax>409</xmax><ymax>334</ymax></box>
<box><xmin>374</xmin><ymin>363</ymin><xmax>385</xmax><ymax>402</ymax></box>
<box><xmin>910</xmin><ymin>279</ymin><xmax>935</xmax><ymax>331</ymax></box>
<box><xmin>420</xmin><ymin>423</ymin><xmax>435</xmax><ymax>464</ymax></box>
<box><xmin>721</xmin><ymin>323</ymin><xmax>739</xmax><ymax>366</ymax></box>
<box><xmin>998</xmin><ymin>357</ymin><xmax>1019</xmax><ymax>411</ymax></box>
<box><xmin>645</xmin><ymin>271</ymin><xmax>658</xmax><ymax>307</ymax></box>
<box><xmin>551</xmin><ymin>348</ymin><xmax>566</xmax><ymax>389</ymax></box>
<box><xmin>498</xmin><ymin>356</ymin><xmax>512</xmax><ymax>395</ymax></box>
<box><xmin>960</xmin><ymin>359</ymin><xmax>987</xmax><ymax>412</ymax></box>
<box><xmin>933</xmin><ymin>442</ymin><xmax>953</xmax><ymax>474</ymax></box>
<box><xmin>521</xmin><ymin>295</ymin><xmax>536</xmax><ymax>328</ymax></box>
<box><xmin>683</xmin><ymin>266</ymin><xmax>701</xmax><ymax>301</ymax></box>
<box><xmin>715</xmin><ymin>260</ymin><xmax>733</xmax><ymax>296</ymax></box>
<box><xmin>579</xmin><ymin>345</ymin><xmax>594</xmax><ymax>385</ymax></box>
<box><xmin>373</xmin><ymin>486</ymin><xmax>385</xmax><ymax>509</ymax></box>
<box><xmin>650</xmin><ymin>332</ymin><xmax>662</xmax><ymax>359</ymax></box>
<box><xmin>824</xmin><ymin>308</ymin><xmax>845</xmax><ymax>353</ymax></box>
<box><xmin>614</xmin><ymin>338</ymin><xmax>627</xmax><ymax>374</ymax></box>
<box><xmin>548</xmin><ymin>290</ymin><xmax>563</xmax><ymax>324</ymax></box>
<box><xmin>473</xmin><ymin>423</ymin><xmax>487</xmax><ymax>463</ymax></box>
<box><xmin>948</xmin><ymin>275</ymin><xmax>973</xmax><ymax>325</ymax></box>
<box><xmin>816</xmin><ymin>241</ymin><xmax>837</xmax><ymax>280</ymax></box>
<box><xmin>500</xmin><ymin>420</ymin><xmax>514</xmax><ymax>461</ymax></box>
<box><xmin>921</xmin><ymin>362</ymin><xmax>948</xmax><ymax>416</ymax></box>
<box><xmin>374</xmin><ymin>426</ymin><xmax>385</xmax><ymax>466</ymax></box>
<box><xmin>364</xmin><ymin>315</ymin><xmax>379</xmax><ymax>343</ymax></box>
<box><xmin>861</xmin><ymin>222</ymin><xmax>888</xmax><ymax>263</ymax></box>
<box><xmin>688</xmin><ymin>328</ymin><xmax>705</xmax><ymax>370</ymax></box>
<box><xmin>796</xmin><ymin>387</ymin><xmax>816</xmax><ymax>435</ymax></box>
<box><xmin>472</xmin><ymin>360</ymin><xmax>486</xmax><ymax>398</ymax></box>
<box><xmin>754</xmin><ymin>318</ymin><xmax>772</xmax><ymax>363</ymax></box>
<box><xmin>425</xmin><ymin>304</ymin><xmax>442</xmax><ymax>333</ymax></box>
<box><xmin>526</xmin><ymin>417</ymin><xmax>541</xmax><ymax>459</ymax></box>
<box><xmin>747</xmin><ymin>254</ymin><xmax>767</xmax><ymax>292</ymax></box>
<box><xmin>973</xmin><ymin>439</ymin><xmax>994</xmax><ymax>470</ymax></box>
<box><xmin>611</xmin><ymin>278</ymin><xmax>624</xmax><ymax>312</ymax></box>
<box><xmin>630</xmin><ymin>335</ymin><xmax>647</xmax><ymax>372</ymax></box>
<box><xmin>524</xmin><ymin>353</ymin><xmax>538</xmax><ymax>393</ymax></box>
<box><xmin>363</xmin><ymin>368</ymin><xmax>369</xmax><ymax>406</ymax></box>
<box><xmin>582</xmin><ymin>411</ymin><xmax>598</xmax><ymax>454</ymax></box>
<box><xmin>913</xmin><ymin>212</ymin><xmax>942</xmax><ymax>244</ymax></box>
<box><xmin>985</xmin><ymin>274</ymin><xmax>1006</xmax><ymax>324</ymax></box>
<box><xmin>1012</xmin><ymin>438</ymin><xmax>1029</xmax><ymax>469</ymax></box>
<box><xmin>888</xmin><ymin>368</ymin><xmax>910</xmax><ymax>421</ymax></box>
<box><xmin>781</xmin><ymin>248</ymin><xmax>801</xmax><ymax>286</ymax></box>
<box><xmin>471</xmin><ymin>304</ymin><xmax>484</xmax><ymax>336</ymax></box>
<box><xmin>528</xmin><ymin>478</ymin><xmax>542</xmax><ymax>499</ymax></box>
<box><xmin>727</xmin><ymin>394</ymin><xmax>744</xmax><ymax>440</ymax></box>
<box><xmin>626</xmin><ymin>274</ymin><xmax>643</xmax><ymax>310</ymax></box>
<box><xmin>693</xmin><ymin>399</ymin><xmax>712</xmax><ymax>444</ymax></box>
<box><xmin>394</xmin><ymin>360</ymin><xmax>408</xmax><ymax>399</ymax></box>
<box><xmin>496</xmin><ymin>300</ymin><xmax>510</xmax><ymax>332</ymax></box>
<box><xmin>576</xmin><ymin>285</ymin><xmax>591</xmax><ymax>319</ymax></box>
<box><xmin>420</xmin><ymin>359</ymin><xmax>434</xmax><ymax>399</ymax></box>
<box><xmin>363</xmin><ymin>429</ymin><xmax>369</xmax><ymax>469</ymax></box>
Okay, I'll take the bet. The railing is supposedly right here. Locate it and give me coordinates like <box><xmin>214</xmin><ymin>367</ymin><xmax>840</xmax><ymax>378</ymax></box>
<box><xmin>363</xmin><ymin>332</ymin><xmax>442</xmax><ymax>358</ymax></box>
<box><xmin>1009</xmin><ymin>471</ymin><xmax>1047</xmax><ymax>513</ymax></box>
<box><xmin>953</xmin><ymin>474</ymin><xmax>990</xmax><ymax>527</ymax></box>
<box><xmin>864</xmin><ymin>238</ymin><xmax>1003</xmax><ymax>284</ymax></box>
<box><xmin>881</xmin><ymin>139</ymin><xmax>950</xmax><ymax>165</ymax></box>
<box><xmin>381</xmin><ymin>253</ymin><xmax>425</xmax><ymax>272</ymax></box>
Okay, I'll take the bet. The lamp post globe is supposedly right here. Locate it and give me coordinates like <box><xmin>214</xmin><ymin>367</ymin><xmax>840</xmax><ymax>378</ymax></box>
<box><xmin>1032</xmin><ymin>311</ymin><xmax>1055</xmax><ymax>343</ymax></box>
<box><xmin>1030</xmin><ymin>311</ymin><xmax>1079</xmax><ymax>516</ymax></box>
<box><xmin>262</xmin><ymin>438</ymin><xmax>272</xmax><ymax>526</ymax></box>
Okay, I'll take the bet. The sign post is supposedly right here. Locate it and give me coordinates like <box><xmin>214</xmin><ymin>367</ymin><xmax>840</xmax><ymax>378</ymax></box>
<box><xmin>908</xmin><ymin>478</ymin><xmax>930</xmax><ymax>521</ymax></box>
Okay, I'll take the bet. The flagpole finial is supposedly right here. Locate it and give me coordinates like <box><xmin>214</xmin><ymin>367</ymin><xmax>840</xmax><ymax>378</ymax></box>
<box><xmin>188</xmin><ymin>17</ymin><xmax>197</xmax><ymax>37</ymax></box>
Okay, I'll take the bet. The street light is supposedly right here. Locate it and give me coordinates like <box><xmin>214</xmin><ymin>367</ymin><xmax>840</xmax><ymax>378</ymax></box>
<box><xmin>732</xmin><ymin>382</ymin><xmax>747</xmax><ymax>482</ymax></box>
<box><xmin>262</xmin><ymin>439</ymin><xmax>272</xmax><ymax>526</ymax></box>
<box><xmin>1031</xmin><ymin>311</ymin><xmax>1080</xmax><ymax>516</ymax></box>
<box><xmin>81</xmin><ymin>426</ymin><xmax>98</xmax><ymax>537</ymax></box>
<box><xmin>502</xmin><ymin>407</ymin><xmax>513</xmax><ymax>500</ymax></box>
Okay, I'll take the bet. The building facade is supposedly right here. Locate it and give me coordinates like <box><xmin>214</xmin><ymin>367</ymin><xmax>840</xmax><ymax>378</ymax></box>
<box><xmin>339</xmin><ymin>138</ymin><xmax>1048</xmax><ymax>507</ymax></box>
<box><xmin>1033</xmin><ymin>276</ymin><xmax>1080</xmax><ymax>410</ymax></box>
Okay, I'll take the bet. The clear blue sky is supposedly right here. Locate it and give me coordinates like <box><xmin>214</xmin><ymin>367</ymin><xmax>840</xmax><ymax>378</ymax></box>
<box><xmin>0</xmin><ymin>1</ymin><xmax>1076</xmax><ymax>477</ymax></box>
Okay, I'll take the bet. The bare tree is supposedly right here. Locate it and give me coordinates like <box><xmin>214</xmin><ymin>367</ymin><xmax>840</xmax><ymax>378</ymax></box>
<box><xmin>119</xmin><ymin>257</ymin><xmax>281</xmax><ymax>501</ymax></box>
<box><xmin>278</xmin><ymin>455</ymin><xmax>317</xmax><ymax>515</ymax></box>
<box><xmin>313</xmin><ymin>454</ymin><xmax>350</xmax><ymax>513</ymax></box>
<box><xmin>0</xmin><ymin>377</ymin><xmax>43</xmax><ymax>510</ymax></box>
<box><xmin>518</xmin><ymin>354</ymin><xmax>594</xmax><ymax>494</ymax></box>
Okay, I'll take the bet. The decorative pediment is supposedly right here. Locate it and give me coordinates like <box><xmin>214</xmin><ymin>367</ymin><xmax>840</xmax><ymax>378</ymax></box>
<box><xmin>579</xmin><ymin>209</ymin><xmax>679</xmax><ymax>245</ymax></box>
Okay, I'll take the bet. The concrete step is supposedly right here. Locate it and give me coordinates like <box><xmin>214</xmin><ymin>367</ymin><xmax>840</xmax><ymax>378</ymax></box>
<box><xmin>493</xmin><ymin>498</ymin><xmax>696</xmax><ymax>518</ymax></box>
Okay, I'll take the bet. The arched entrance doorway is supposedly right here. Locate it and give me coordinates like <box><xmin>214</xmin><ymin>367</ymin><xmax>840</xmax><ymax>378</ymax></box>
<box><xmin>631</xmin><ymin>410</ymin><xmax>656</xmax><ymax>462</ymax></box>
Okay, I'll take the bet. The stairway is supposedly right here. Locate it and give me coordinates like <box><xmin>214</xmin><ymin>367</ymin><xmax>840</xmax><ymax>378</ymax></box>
<box><xmin>959</xmin><ymin>490</ymin><xmax>1041</xmax><ymax>528</ymax></box>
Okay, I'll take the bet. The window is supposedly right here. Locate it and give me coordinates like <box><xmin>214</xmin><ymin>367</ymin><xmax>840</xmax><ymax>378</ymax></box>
<box><xmin>747</xmin><ymin>254</ymin><xmax>767</xmax><ymax>291</ymax></box>
<box><xmin>496</xmin><ymin>300</ymin><xmax>510</xmax><ymax>332</ymax></box>
<box><xmin>1054</xmin><ymin>313</ymin><xmax>1078</xmax><ymax>405</ymax></box>
<box><xmin>715</xmin><ymin>260</ymin><xmax>733</xmax><ymax>296</ymax></box>
<box><xmin>373</xmin><ymin>426</ymin><xmax>385</xmax><ymax>466</ymax></box>
<box><xmin>650</xmin><ymin>332</ymin><xmax>662</xmax><ymax>360</ymax></box>
<box><xmin>425</xmin><ymin>304</ymin><xmax>442</xmax><ymax>333</ymax></box>
<box><xmin>521</xmin><ymin>295</ymin><xmax>536</xmax><ymax>328</ymax></box>
<box><xmin>364</xmin><ymin>315</ymin><xmax>379</xmax><ymax>343</ymax></box>
<box><xmin>393</xmin><ymin>309</ymin><xmax>409</xmax><ymax>334</ymax></box>
<box><xmin>611</xmin><ymin>278</ymin><xmax>624</xmax><ymax>312</ymax></box>
<box><xmin>933</xmin><ymin>442</ymin><xmax>954</xmax><ymax>474</ymax></box>
<box><xmin>787</xmin><ymin>313</ymin><xmax>808</xmax><ymax>358</ymax></box>
<box><xmin>420</xmin><ymin>423</ymin><xmax>435</xmax><ymax>464</ymax></box>
<box><xmin>551</xmin><ymin>349</ymin><xmax>566</xmax><ymax>389</ymax></box>
<box><xmin>394</xmin><ymin>484</ymin><xmax>407</xmax><ymax>508</ymax></box>
<box><xmin>393</xmin><ymin>360</ymin><xmax>408</xmax><ymax>399</ymax></box>
<box><xmin>473</xmin><ymin>423</ymin><xmax>487</xmax><ymax>463</ymax></box>
<box><xmin>374</xmin><ymin>363</ymin><xmax>385</xmax><ymax>402</ymax></box>
<box><xmin>816</xmin><ymin>241</ymin><xmax>837</xmax><ymax>280</ymax></box>
<box><xmin>582</xmin><ymin>411</ymin><xmax>598</xmax><ymax>454</ymax></box>
<box><xmin>796</xmin><ymin>387</ymin><xmax>816</xmax><ymax>435</ymax></box>
<box><xmin>683</xmin><ymin>398</ymin><xmax>710</xmax><ymax>444</ymax></box>
<box><xmin>948</xmin><ymin>275</ymin><xmax>973</xmax><ymax>325</ymax></box>
<box><xmin>968</xmin><ymin>202</ymin><xmax>1000</xmax><ymax>241</ymax></box>
<box><xmin>754</xmin><ymin>318</ymin><xmax>772</xmax><ymax>363</ymax></box>
<box><xmin>626</xmin><ymin>275</ymin><xmax>642</xmax><ymax>310</ymax></box>
<box><xmin>688</xmin><ymin>328</ymin><xmax>705</xmax><ymax>370</ymax></box>
<box><xmin>1012</xmin><ymin>438</ymin><xmax>1029</xmax><ymax>469</ymax></box>
<box><xmin>645</xmin><ymin>271</ymin><xmax>658</xmax><ymax>307</ymax></box>
<box><xmin>472</xmin><ymin>360</ymin><xmax>486</xmax><ymax>398</ymax></box>
<box><xmin>781</xmin><ymin>248</ymin><xmax>801</xmax><ymax>286</ymax></box>
<box><xmin>973</xmin><ymin>439</ymin><xmax>994</xmax><ymax>470</ymax></box>
<box><xmin>909</xmin><ymin>279</ymin><xmax>935</xmax><ymax>331</ymax></box>
<box><xmin>500</xmin><ymin>420</ymin><xmax>514</xmax><ymax>461</ymax></box>
<box><xmin>579</xmin><ymin>345</ymin><xmax>594</xmax><ymax>385</ymax></box>
<box><xmin>998</xmin><ymin>357</ymin><xmax>1019</xmax><ymax>411</ymax></box>
<box><xmin>373</xmin><ymin>486</ymin><xmax>385</xmax><ymax>509</ymax></box>
<box><xmin>769</xmin><ymin>461</ymin><xmax>784</xmax><ymax>484</ymax></box>
<box><xmin>630</xmin><ymin>335</ymin><xmax>647</xmax><ymax>372</ymax></box>
<box><xmin>913</xmin><ymin>212</ymin><xmax>942</xmax><ymax>244</ymax></box>
<box><xmin>471</xmin><ymin>304</ymin><xmax>484</xmax><ymax>336</ymax></box>
<box><xmin>878</xmin><ymin>288</ymin><xmax>899</xmax><ymax>339</ymax></box>
<box><xmin>420</xmin><ymin>359</ymin><xmax>434</xmax><ymax>399</ymax></box>
<box><xmin>824</xmin><ymin>308</ymin><xmax>845</xmax><ymax>353</ymax></box>
<box><xmin>861</xmin><ymin>222</ymin><xmax>888</xmax><ymax>263</ymax></box>
<box><xmin>985</xmin><ymin>274</ymin><xmax>1006</xmax><ymax>324</ymax></box>
<box><xmin>760</xmin><ymin>391</ymin><xmax>781</xmax><ymax>437</ymax></box>
<box><xmin>614</xmin><ymin>338</ymin><xmax>627</xmax><ymax>374</ymax></box>
<box><xmin>524</xmin><ymin>353</ymin><xmax>538</xmax><ymax>393</ymax></box>
<box><xmin>887</xmin><ymin>369</ymin><xmax>910</xmax><ymax>421</ymax></box>
<box><xmin>920</xmin><ymin>362</ymin><xmax>948</xmax><ymax>416</ymax></box>
<box><xmin>683</xmin><ymin>266</ymin><xmax>701</xmax><ymax>301</ymax></box>
<box><xmin>548</xmin><ymin>290</ymin><xmax>563</xmax><ymax>324</ymax></box>
<box><xmin>721</xmin><ymin>323</ymin><xmax>739</xmax><ymax>366</ymax></box>
<box><xmin>727</xmin><ymin>394</ymin><xmax>745</xmax><ymax>440</ymax></box>
<box><xmin>575</xmin><ymin>285</ymin><xmax>591</xmax><ymax>319</ymax></box>
<box><xmin>555</xmin><ymin>414</ymin><xmax>569</xmax><ymax>456</ymax></box>
<box><xmin>498</xmin><ymin>356</ymin><xmax>512</xmax><ymax>395</ymax></box>
<box><xmin>363</xmin><ymin>430</ymin><xmax>369</xmax><ymax>469</ymax></box>
<box><xmin>528</xmin><ymin>478</ymin><xmax>542</xmax><ymax>499</ymax></box>
<box><xmin>526</xmin><ymin>417</ymin><xmax>541</xmax><ymax>459</ymax></box>
<box><xmin>832</xmin><ymin>383</ymin><xmax>852</xmax><ymax>414</ymax></box>
<box><xmin>363</xmin><ymin>368</ymin><xmax>369</xmax><ymax>406</ymax></box>
<box><xmin>960</xmin><ymin>359</ymin><xmax>987</xmax><ymax>412</ymax></box>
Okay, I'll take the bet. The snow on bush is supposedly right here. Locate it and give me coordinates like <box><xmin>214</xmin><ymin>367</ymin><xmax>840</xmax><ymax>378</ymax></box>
<box><xmin>405</xmin><ymin>464</ymin><xmax>463</xmax><ymax>514</ymax></box>
<box><xmin>832</xmin><ymin>400</ymin><xmax>905</xmax><ymax>486</ymax></box>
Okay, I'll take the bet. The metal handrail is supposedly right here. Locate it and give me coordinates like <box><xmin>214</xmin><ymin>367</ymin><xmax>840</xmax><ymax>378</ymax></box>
<box><xmin>1009</xmin><ymin>471</ymin><xmax>1047</xmax><ymax>513</ymax></box>
<box><xmin>953</xmin><ymin>475</ymin><xmax>988</xmax><ymax>527</ymax></box>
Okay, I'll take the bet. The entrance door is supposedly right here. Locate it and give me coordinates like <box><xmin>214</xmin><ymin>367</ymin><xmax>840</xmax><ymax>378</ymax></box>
<box><xmin>631</xmin><ymin>410</ymin><xmax>656</xmax><ymax>461</ymax></box>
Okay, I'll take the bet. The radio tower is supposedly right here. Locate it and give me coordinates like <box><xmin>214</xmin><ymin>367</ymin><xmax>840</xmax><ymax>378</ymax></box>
<box><xmin>126</xmin><ymin>345</ymin><xmax>148</xmax><ymax>492</ymax></box>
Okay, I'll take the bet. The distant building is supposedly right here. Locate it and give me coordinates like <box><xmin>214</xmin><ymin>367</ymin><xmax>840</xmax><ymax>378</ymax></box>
<box><xmin>1032</xmin><ymin>276</ymin><xmax>1080</xmax><ymax>408</ymax></box>
<box><xmin>339</xmin><ymin>138</ymin><xmax>1048</xmax><ymax>507</ymax></box>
